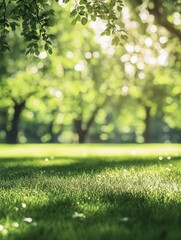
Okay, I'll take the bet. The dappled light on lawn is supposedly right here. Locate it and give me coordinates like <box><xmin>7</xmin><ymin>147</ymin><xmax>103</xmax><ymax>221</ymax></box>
<box><xmin>0</xmin><ymin>144</ymin><xmax>181</xmax><ymax>239</ymax></box>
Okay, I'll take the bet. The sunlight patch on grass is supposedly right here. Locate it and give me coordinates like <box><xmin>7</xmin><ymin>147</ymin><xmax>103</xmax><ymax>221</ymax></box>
<box><xmin>0</xmin><ymin>144</ymin><xmax>181</xmax><ymax>158</ymax></box>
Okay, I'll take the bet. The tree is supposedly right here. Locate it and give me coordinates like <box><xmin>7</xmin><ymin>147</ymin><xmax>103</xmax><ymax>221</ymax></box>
<box><xmin>114</xmin><ymin>2</ymin><xmax>181</xmax><ymax>143</ymax></box>
<box><xmin>0</xmin><ymin>71</ymin><xmax>43</xmax><ymax>143</ymax></box>
<box><xmin>52</xmin><ymin>24</ymin><xmax>123</xmax><ymax>143</ymax></box>
<box><xmin>0</xmin><ymin>4</ymin><xmax>124</xmax><ymax>144</ymax></box>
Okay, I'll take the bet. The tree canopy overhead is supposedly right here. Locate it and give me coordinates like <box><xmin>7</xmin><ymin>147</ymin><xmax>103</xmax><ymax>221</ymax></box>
<box><xmin>0</xmin><ymin>0</ymin><xmax>127</xmax><ymax>53</ymax></box>
<box><xmin>1</xmin><ymin>0</ymin><xmax>180</xmax><ymax>54</ymax></box>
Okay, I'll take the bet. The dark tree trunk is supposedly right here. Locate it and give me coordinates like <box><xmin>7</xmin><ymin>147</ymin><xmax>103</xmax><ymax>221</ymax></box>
<box><xmin>48</xmin><ymin>119</ymin><xmax>54</xmax><ymax>143</ymax></box>
<box><xmin>79</xmin><ymin>133</ymin><xmax>86</xmax><ymax>144</ymax></box>
<box><xmin>74</xmin><ymin>119</ymin><xmax>86</xmax><ymax>143</ymax></box>
<box><xmin>73</xmin><ymin>98</ymin><xmax>110</xmax><ymax>143</ymax></box>
<box><xmin>6</xmin><ymin>101</ymin><xmax>26</xmax><ymax>143</ymax></box>
<box><xmin>0</xmin><ymin>109</ymin><xmax>8</xmax><ymax>140</ymax></box>
<box><xmin>143</xmin><ymin>106</ymin><xmax>151</xmax><ymax>143</ymax></box>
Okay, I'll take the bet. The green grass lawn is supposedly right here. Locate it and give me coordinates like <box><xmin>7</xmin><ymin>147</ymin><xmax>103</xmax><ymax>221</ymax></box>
<box><xmin>0</xmin><ymin>144</ymin><xmax>181</xmax><ymax>240</ymax></box>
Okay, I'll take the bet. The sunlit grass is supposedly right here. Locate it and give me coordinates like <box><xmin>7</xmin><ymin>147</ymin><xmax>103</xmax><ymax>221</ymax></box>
<box><xmin>1</xmin><ymin>143</ymin><xmax>181</xmax><ymax>158</ymax></box>
<box><xmin>0</xmin><ymin>144</ymin><xmax>181</xmax><ymax>240</ymax></box>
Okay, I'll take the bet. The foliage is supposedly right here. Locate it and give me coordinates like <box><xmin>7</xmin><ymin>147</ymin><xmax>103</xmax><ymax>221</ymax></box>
<box><xmin>0</xmin><ymin>0</ymin><xmax>126</xmax><ymax>53</ymax></box>
<box><xmin>0</xmin><ymin>1</ymin><xmax>181</xmax><ymax>143</ymax></box>
<box><xmin>1</xmin><ymin>0</ymin><xmax>180</xmax><ymax>53</ymax></box>
<box><xmin>112</xmin><ymin>1</ymin><xmax>181</xmax><ymax>143</ymax></box>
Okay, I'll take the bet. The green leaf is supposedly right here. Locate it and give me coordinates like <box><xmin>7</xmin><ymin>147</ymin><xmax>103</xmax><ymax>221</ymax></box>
<box><xmin>110</xmin><ymin>0</ymin><xmax>116</xmax><ymax>8</ymax></box>
<box><xmin>71</xmin><ymin>19</ymin><xmax>77</xmax><ymax>25</ymax></box>
<box><xmin>26</xmin><ymin>48</ymin><xmax>31</xmax><ymax>55</ymax></box>
<box><xmin>91</xmin><ymin>15</ymin><xmax>96</xmax><ymax>21</ymax></box>
<box><xmin>121</xmin><ymin>34</ymin><xmax>128</xmax><ymax>40</ymax></box>
<box><xmin>81</xmin><ymin>17</ymin><xmax>88</xmax><ymax>25</ymax></box>
<box><xmin>70</xmin><ymin>9</ymin><xmax>77</xmax><ymax>17</ymax></box>
<box><xmin>117</xmin><ymin>6</ymin><xmax>123</xmax><ymax>11</ymax></box>
<box><xmin>45</xmin><ymin>43</ymin><xmax>49</xmax><ymax>50</ymax></box>
<box><xmin>35</xmin><ymin>49</ymin><xmax>40</xmax><ymax>55</ymax></box>
<box><xmin>27</xmin><ymin>42</ymin><xmax>34</xmax><ymax>48</ymax></box>
<box><xmin>100</xmin><ymin>31</ymin><xmax>106</xmax><ymax>36</ymax></box>
<box><xmin>48</xmin><ymin>48</ymin><xmax>53</xmax><ymax>54</ymax></box>
<box><xmin>76</xmin><ymin>15</ymin><xmax>81</xmax><ymax>21</ymax></box>
<box><xmin>79</xmin><ymin>11</ymin><xmax>85</xmax><ymax>16</ymax></box>
<box><xmin>49</xmin><ymin>34</ymin><xmax>56</xmax><ymax>40</ymax></box>
<box><xmin>112</xmin><ymin>36</ymin><xmax>119</xmax><ymax>45</ymax></box>
<box><xmin>87</xmin><ymin>6</ymin><xmax>93</xmax><ymax>13</ymax></box>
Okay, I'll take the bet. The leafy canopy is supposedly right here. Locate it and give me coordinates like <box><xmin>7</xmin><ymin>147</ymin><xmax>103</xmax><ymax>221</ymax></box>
<box><xmin>0</xmin><ymin>0</ymin><xmax>127</xmax><ymax>54</ymax></box>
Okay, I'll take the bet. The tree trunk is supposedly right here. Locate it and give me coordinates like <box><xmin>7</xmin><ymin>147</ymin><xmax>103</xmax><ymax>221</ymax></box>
<box><xmin>73</xmin><ymin>98</ymin><xmax>110</xmax><ymax>143</ymax></box>
<box><xmin>74</xmin><ymin>119</ymin><xmax>86</xmax><ymax>143</ymax></box>
<box><xmin>79</xmin><ymin>132</ymin><xmax>86</xmax><ymax>144</ymax></box>
<box><xmin>143</xmin><ymin>106</ymin><xmax>151</xmax><ymax>143</ymax></box>
<box><xmin>6</xmin><ymin>101</ymin><xmax>26</xmax><ymax>143</ymax></box>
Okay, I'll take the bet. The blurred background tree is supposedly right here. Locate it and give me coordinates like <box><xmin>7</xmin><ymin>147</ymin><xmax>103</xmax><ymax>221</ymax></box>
<box><xmin>0</xmin><ymin>0</ymin><xmax>180</xmax><ymax>143</ymax></box>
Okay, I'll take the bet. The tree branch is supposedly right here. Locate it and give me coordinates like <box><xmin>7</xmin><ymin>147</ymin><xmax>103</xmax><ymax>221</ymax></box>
<box><xmin>150</xmin><ymin>0</ymin><xmax>181</xmax><ymax>41</ymax></box>
<box><xmin>131</xmin><ymin>0</ymin><xmax>181</xmax><ymax>41</ymax></box>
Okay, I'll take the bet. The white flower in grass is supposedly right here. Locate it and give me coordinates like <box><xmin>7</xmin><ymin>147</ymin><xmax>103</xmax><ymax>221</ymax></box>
<box><xmin>167</xmin><ymin>156</ymin><xmax>171</xmax><ymax>160</ymax></box>
<box><xmin>12</xmin><ymin>222</ymin><xmax>19</xmax><ymax>228</ymax></box>
<box><xmin>72</xmin><ymin>212</ymin><xmax>86</xmax><ymax>219</ymax></box>
<box><xmin>44</xmin><ymin>157</ymin><xmax>49</xmax><ymax>162</ymax></box>
<box><xmin>22</xmin><ymin>203</ymin><xmax>26</xmax><ymax>208</ymax></box>
<box><xmin>123</xmin><ymin>169</ymin><xmax>127</xmax><ymax>174</ymax></box>
<box><xmin>158</xmin><ymin>156</ymin><xmax>163</xmax><ymax>160</ymax></box>
<box><xmin>166</xmin><ymin>168</ymin><xmax>171</xmax><ymax>171</ymax></box>
<box><xmin>0</xmin><ymin>226</ymin><xmax>8</xmax><ymax>235</ymax></box>
<box><xmin>2</xmin><ymin>229</ymin><xmax>8</xmax><ymax>235</ymax></box>
<box><xmin>23</xmin><ymin>218</ymin><xmax>33</xmax><ymax>223</ymax></box>
<box><xmin>121</xmin><ymin>217</ymin><xmax>129</xmax><ymax>222</ymax></box>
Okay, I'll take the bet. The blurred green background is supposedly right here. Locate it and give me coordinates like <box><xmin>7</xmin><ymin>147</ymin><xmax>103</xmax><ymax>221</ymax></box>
<box><xmin>0</xmin><ymin>0</ymin><xmax>181</xmax><ymax>144</ymax></box>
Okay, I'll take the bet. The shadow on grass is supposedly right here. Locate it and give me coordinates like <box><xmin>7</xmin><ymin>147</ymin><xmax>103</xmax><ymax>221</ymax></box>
<box><xmin>0</xmin><ymin>156</ymin><xmax>180</xmax><ymax>181</ymax></box>
<box><xmin>0</xmin><ymin>155</ymin><xmax>180</xmax><ymax>182</ymax></box>
<box><xmin>11</xmin><ymin>191</ymin><xmax>181</xmax><ymax>240</ymax></box>
<box><xmin>1</xmin><ymin>156</ymin><xmax>181</xmax><ymax>240</ymax></box>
